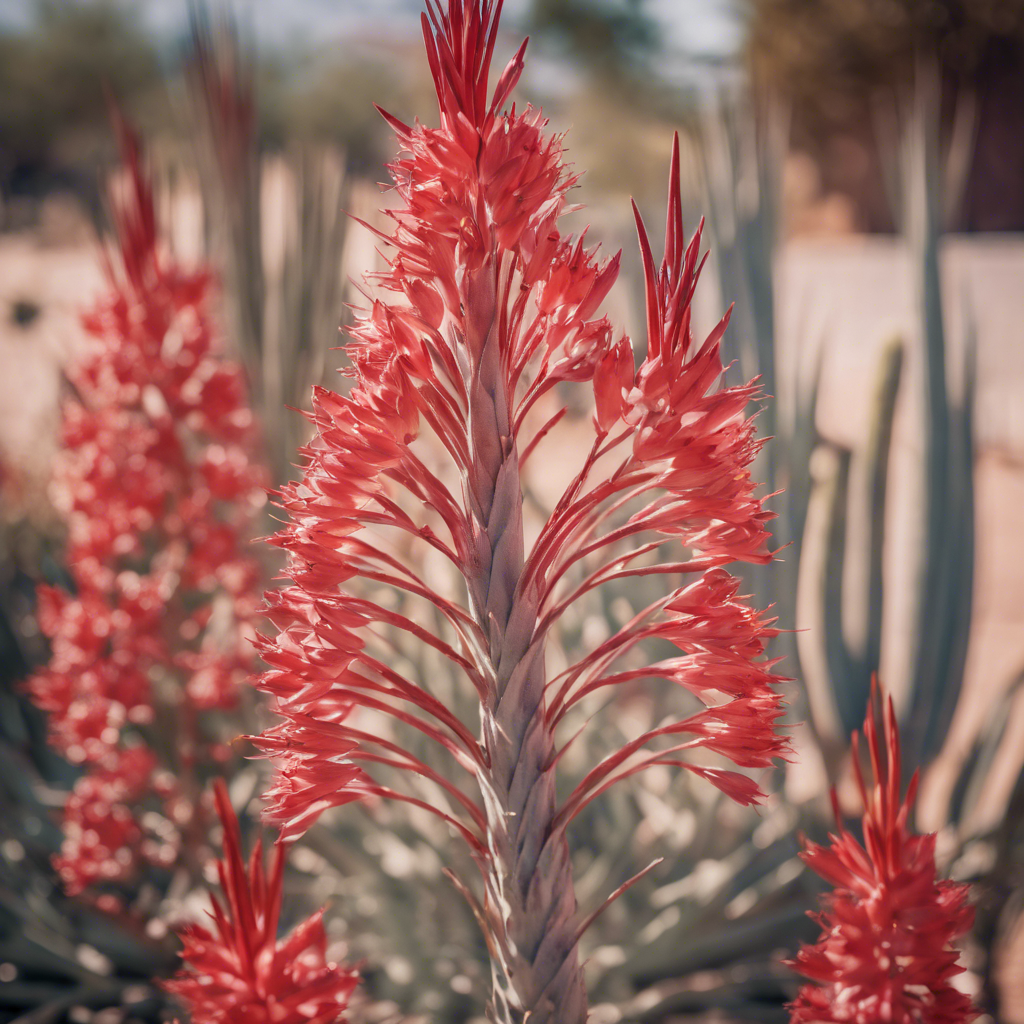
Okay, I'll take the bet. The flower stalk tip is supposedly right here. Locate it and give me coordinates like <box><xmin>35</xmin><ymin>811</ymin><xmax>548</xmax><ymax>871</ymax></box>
<box><xmin>163</xmin><ymin>779</ymin><xmax>358</xmax><ymax>1024</ymax></box>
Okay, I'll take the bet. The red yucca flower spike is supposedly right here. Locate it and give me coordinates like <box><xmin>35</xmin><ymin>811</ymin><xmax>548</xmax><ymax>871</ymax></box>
<box><xmin>254</xmin><ymin>2</ymin><xmax>786</xmax><ymax>1020</ymax></box>
<box><xmin>26</xmin><ymin>112</ymin><xmax>266</xmax><ymax>899</ymax></box>
<box><xmin>163</xmin><ymin>780</ymin><xmax>358</xmax><ymax>1024</ymax></box>
<box><xmin>787</xmin><ymin>683</ymin><xmax>977</xmax><ymax>1023</ymax></box>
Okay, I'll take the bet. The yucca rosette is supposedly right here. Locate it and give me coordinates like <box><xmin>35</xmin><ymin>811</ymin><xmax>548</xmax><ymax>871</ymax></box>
<box><xmin>254</xmin><ymin>2</ymin><xmax>787</xmax><ymax>1020</ymax></box>
<box><xmin>163</xmin><ymin>781</ymin><xmax>358</xmax><ymax>1024</ymax></box>
<box><xmin>787</xmin><ymin>686</ymin><xmax>977</xmax><ymax>1023</ymax></box>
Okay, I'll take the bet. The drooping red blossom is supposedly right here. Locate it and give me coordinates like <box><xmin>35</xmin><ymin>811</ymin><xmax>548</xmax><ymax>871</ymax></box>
<box><xmin>253</xmin><ymin>2</ymin><xmax>786</xmax><ymax>1019</ymax></box>
<box><xmin>26</xmin><ymin>114</ymin><xmax>266</xmax><ymax>897</ymax></box>
<box><xmin>164</xmin><ymin>780</ymin><xmax>358</xmax><ymax>1024</ymax></box>
<box><xmin>787</xmin><ymin>685</ymin><xmax>978</xmax><ymax>1023</ymax></box>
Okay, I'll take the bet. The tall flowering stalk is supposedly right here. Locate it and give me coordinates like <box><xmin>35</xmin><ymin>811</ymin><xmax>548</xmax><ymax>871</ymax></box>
<box><xmin>788</xmin><ymin>684</ymin><xmax>977</xmax><ymax>1023</ymax></box>
<box><xmin>27</xmin><ymin>116</ymin><xmax>266</xmax><ymax>902</ymax></box>
<box><xmin>163</xmin><ymin>780</ymin><xmax>359</xmax><ymax>1024</ymax></box>
<box><xmin>255</xmin><ymin>2</ymin><xmax>786</xmax><ymax>1020</ymax></box>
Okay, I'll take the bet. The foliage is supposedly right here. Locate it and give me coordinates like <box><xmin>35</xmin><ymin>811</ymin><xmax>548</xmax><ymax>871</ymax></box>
<box><xmin>528</xmin><ymin>0</ymin><xmax>656</xmax><ymax>79</ymax></box>
<box><xmin>747</xmin><ymin>0</ymin><xmax>1024</xmax><ymax>109</ymax></box>
<box><xmin>183</xmin><ymin>12</ymin><xmax>354</xmax><ymax>485</ymax></box>
<box><xmin>696</xmin><ymin>53</ymin><xmax>994</xmax><ymax>1020</ymax></box>
<box><xmin>798</xmin><ymin>65</ymin><xmax>975</xmax><ymax>778</ymax></box>
<box><xmin>1</xmin><ymin>2</ymin><xmax>1015</xmax><ymax>1021</ymax></box>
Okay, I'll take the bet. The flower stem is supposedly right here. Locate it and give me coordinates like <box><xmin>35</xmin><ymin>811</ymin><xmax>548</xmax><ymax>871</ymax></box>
<box><xmin>463</xmin><ymin>263</ymin><xmax>586</xmax><ymax>1024</ymax></box>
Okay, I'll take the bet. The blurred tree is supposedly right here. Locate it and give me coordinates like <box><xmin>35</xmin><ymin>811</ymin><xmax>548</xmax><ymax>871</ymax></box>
<box><xmin>528</xmin><ymin>0</ymin><xmax>656</xmax><ymax>82</ymax></box>
<box><xmin>281</xmin><ymin>52</ymin><xmax>420</xmax><ymax>174</ymax></box>
<box><xmin>746</xmin><ymin>0</ymin><xmax>1024</xmax><ymax>229</ymax></box>
<box><xmin>0</xmin><ymin>0</ymin><xmax>429</xmax><ymax>225</ymax></box>
<box><xmin>524</xmin><ymin>0</ymin><xmax>701</xmax><ymax>213</ymax></box>
<box><xmin>748</xmin><ymin>0</ymin><xmax>1024</xmax><ymax>100</ymax></box>
<box><xmin>0</xmin><ymin>0</ymin><xmax>164</xmax><ymax>218</ymax></box>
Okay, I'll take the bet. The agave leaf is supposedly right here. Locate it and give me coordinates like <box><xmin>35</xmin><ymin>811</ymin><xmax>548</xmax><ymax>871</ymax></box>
<box><xmin>973</xmin><ymin>754</ymin><xmax>1024</xmax><ymax>1013</ymax></box>
<box><xmin>873</xmin><ymin>61</ymin><xmax>977</xmax><ymax>776</ymax></box>
<box><xmin>859</xmin><ymin>339</ymin><xmax>902</xmax><ymax>693</ymax></box>
<box><xmin>622</xmin><ymin>962</ymin><xmax>794</xmax><ymax>1024</ymax></box>
<box><xmin>698</xmin><ymin>84</ymin><xmax>790</xmax><ymax>638</ymax></box>
<box><xmin>776</xmin><ymin>325</ymin><xmax>824</xmax><ymax>608</ymax></box>
<box><xmin>183</xmin><ymin>11</ymin><xmax>350</xmax><ymax>486</ymax></box>
<box><xmin>948</xmin><ymin>670</ymin><xmax>1024</xmax><ymax>837</ymax></box>
<box><xmin>913</xmin><ymin>296</ymin><xmax>976</xmax><ymax>773</ymax></box>
<box><xmin>184</xmin><ymin>7</ymin><xmax>263</xmax><ymax>369</ymax></box>
<box><xmin>616</xmin><ymin>830</ymin><xmax>811</xmax><ymax>988</ymax></box>
<box><xmin>627</xmin><ymin>900</ymin><xmax>813</xmax><ymax>1000</ymax></box>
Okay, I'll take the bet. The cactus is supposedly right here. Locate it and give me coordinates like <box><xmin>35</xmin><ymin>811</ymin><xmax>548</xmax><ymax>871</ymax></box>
<box><xmin>894</xmin><ymin>66</ymin><xmax>976</xmax><ymax>775</ymax></box>
<box><xmin>798</xmin><ymin>64</ymin><xmax>976</xmax><ymax>780</ymax></box>
<box><xmin>797</xmin><ymin>338</ymin><xmax>902</xmax><ymax>775</ymax></box>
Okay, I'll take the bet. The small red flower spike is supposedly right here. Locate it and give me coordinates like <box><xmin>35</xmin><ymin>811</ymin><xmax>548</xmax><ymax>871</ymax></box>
<box><xmin>787</xmin><ymin>682</ymin><xmax>978</xmax><ymax>1024</ymax></box>
<box><xmin>163</xmin><ymin>780</ymin><xmax>359</xmax><ymax>1024</ymax></box>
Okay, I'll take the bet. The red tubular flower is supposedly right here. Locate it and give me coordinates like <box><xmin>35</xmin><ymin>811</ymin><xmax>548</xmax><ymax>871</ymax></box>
<box><xmin>787</xmin><ymin>685</ymin><xmax>978</xmax><ymax>1023</ymax></box>
<box><xmin>254</xmin><ymin>2</ymin><xmax>786</xmax><ymax>1020</ymax></box>
<box><xmin>163</xmin><ymin>780</ymin><xmax>358</xmax><ymax>1024</ymax></box>
<box><xmin>26</xmin><ymin>113</ymin><xmax>266</xmax><ymax>897</ymax></box>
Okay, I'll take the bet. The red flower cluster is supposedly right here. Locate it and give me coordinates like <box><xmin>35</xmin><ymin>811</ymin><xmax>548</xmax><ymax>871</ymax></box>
<box><xmin>254</xmin><ymin>2</ymin><xmax>785</xmax><ymax>1019</ymax></box>
<box><xmin>257</xmin><ymin>0</ymin><xmax>784</xmax><ymax>835</ymax></box>
<box><xmin>788</xmin><ymin>687</ymin><xmax>977</xmax><ymax>1023</ymax></box>
<box><xmin>164</xmin><ymin>780</ymin><xmax>358</xmax><ymax>1024</ymax></box>
<box><xmin>27</xmin><ymin>117</ymin><xmax>266</xmax><ymax>897</ymax></box>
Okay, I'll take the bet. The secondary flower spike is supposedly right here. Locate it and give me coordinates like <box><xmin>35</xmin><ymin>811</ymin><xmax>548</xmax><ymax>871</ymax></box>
<box><xmin>787</xmin><ymin>684</ymin><xmax>977</xmax><ymax>1023</ymax></box>
<box><xmin>254</xmin><ymin>1</ymin><xmax>786</xmax><ymax>1020</ymax></box>
<box><xmin>26</xmin><ymin>112</ymin><xmax>266</xmax><ymax>899</ymax></box>
<box><xmin>163</xmin><ymin>780</ymin><xmax>359</xmax><ymax>1024</ymax></box>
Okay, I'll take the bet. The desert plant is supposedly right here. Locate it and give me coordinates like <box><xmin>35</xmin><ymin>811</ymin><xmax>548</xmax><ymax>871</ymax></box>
<box><xmin>800</xmin><ymin>64</ymin><xmax>976</xmax><ymax>779</ymax></box>
<box><xmin>698</xmin><ymin>83</ymin><xmax>817</xmax><ymax>679</ymax></box>
<box><xmin>251</xmin><ymin>3</ymin><xmax>788</xmax><ymax>1022</ymax></box>
<box><xmin>696</xmin><ymin>53</ymin><xmax>978</xmax><ymax>790</ymax></box>
<box><xmin>787</xmin><ymin>683</ymin><xmax>978</xmax><ymax>1021</ymax></box>
<box><xmin>23</xmin><ymin>113</ymin><xmax>267</xmax><ymax>908</ymax></box>
<box><xmin>163</xmin><ymin>779</ymin><xmax>359</xmax><ymax>1024</ymax></box>
<box><xmin>797</xmin><ymin>336</ymin><xmax>904</xmax><ymax>775</ymax></box>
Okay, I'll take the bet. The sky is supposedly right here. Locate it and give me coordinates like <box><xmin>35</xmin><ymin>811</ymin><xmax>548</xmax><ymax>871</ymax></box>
<box><xmin>0</xmin><ymin>0</ymin><xmax>744</xmax><ymax>62</ymax></box>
